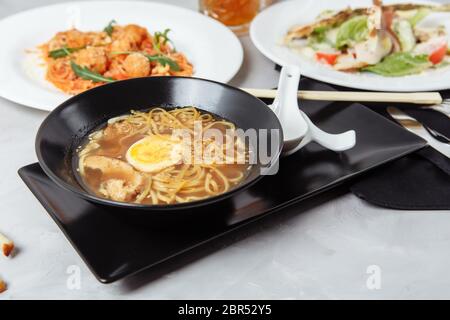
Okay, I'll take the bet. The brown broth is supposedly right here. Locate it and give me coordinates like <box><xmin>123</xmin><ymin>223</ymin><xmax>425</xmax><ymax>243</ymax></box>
<box><xmin>77</xmin><ymin>108</ymin><xmax>252</xmax><ymax>205</ymax></box>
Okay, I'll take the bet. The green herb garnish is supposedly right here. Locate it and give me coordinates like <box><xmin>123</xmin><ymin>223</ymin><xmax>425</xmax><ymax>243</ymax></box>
<box><xmin>155</xmin><ymin>28</ymin><xmax>171</xmax><ymax>45</ymax></box>
<box><xmin>70</xmin><ymin>61</ymin><xmax>115</xmax><ymax>83</ymax></box>
<box><xmin>48</xmin><ymin>46</ymin><xmax>84</xmax><ymax>58</ymax></box>
<box><xmin>112</xmin><ymin>51</ymin><xmax>180</xmax><ymax>71</ymax></box>
<box><xmin>104</xmin><ymin>19</ymin><xmax>117</xmax><ymax>37</ymax></box>
<box><xmin>153</xmin><ymin>28</ymin><xmax>176</xmax><ymax>52</ymax></box>
<box><xmin>145</xmin><ymin>53</ymin><xmax>180</xmax><ymax>71</ymax></box>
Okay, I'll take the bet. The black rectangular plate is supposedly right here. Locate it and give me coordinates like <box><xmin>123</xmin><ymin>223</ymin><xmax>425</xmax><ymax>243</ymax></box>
<box><xmin>18</xmin><ymin>81</ymin><xmax>426</xmax><ymax>283</ymax></box>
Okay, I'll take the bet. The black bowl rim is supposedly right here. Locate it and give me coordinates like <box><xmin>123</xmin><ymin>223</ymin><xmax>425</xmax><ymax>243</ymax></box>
<box><xmin>35</xmin><ymin>76</ymin><xmax>284</xmax><ymax>211</ymax></box>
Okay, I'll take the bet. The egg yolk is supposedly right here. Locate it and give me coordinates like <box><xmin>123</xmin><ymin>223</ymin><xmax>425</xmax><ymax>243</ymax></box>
<box><xmin>126</xmin><ymin>135</ymin><xmax>183</xmax><ymax>173</ymax></box>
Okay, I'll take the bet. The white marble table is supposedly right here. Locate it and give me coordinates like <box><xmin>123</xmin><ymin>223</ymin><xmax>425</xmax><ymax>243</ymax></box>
<box><xmin>1</xmin><ymin>0</ymin><xmax>449</xmax><ymax>300</ymax></box>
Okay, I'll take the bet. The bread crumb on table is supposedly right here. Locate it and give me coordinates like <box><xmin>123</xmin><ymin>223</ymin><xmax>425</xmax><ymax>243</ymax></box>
<box><xmin>0</xmin><ymin>279</ymin><xmax>6</xmax><ymax>293</ymax></box>
<box><xmin>0</xmin><ymin>232</ymin><xmax>14</xmax><ymax>257</ymax></box>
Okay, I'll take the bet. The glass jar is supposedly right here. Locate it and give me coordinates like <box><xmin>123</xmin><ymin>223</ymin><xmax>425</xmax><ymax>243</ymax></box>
<box><xmin>199</xmin><ymin>0</ymin><xmax>274</xmax><ymax>36</ymax></box>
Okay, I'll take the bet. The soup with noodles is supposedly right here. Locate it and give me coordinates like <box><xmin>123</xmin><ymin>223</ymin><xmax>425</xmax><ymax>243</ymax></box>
<box><xmin>76</xmin><ymin>106</ymin><xmax>252</xmax><ymax>205</ymax></box>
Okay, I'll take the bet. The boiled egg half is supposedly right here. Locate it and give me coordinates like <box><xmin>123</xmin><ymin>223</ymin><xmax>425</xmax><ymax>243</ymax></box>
<box><xmin>126</xmin><ymin>135</ymin><xmax>185</xmax><ymax>173</ymax></box>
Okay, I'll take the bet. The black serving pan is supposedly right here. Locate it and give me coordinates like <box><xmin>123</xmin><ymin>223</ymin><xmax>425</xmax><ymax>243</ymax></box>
<box><xmin>35</xmin><ymin>77</ymin><xmax>284</xmax><ymax>211</ymax></box>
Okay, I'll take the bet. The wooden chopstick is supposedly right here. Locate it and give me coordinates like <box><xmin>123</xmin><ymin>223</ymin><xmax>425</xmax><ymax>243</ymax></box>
<box><xmin>241</xmin><ymin>88</ymin><xmax>443</xmax><ymax>105</ymax></box>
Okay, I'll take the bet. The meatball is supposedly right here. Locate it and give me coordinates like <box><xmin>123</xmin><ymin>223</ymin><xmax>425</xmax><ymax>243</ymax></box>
<box><xmin>47</xmin><ymin>29</ymin><xmax>88</xmax><ymax>51</ymax></box>
<box><xmin>74</xmin><ymin>47</ymin><xmax>108</xmax><ymax>74</ymax></box>
<box><xmin>110</xmin><ymin>24</ymin><xmax>148</xmax><ymax>52</ymax></box>
<box><xmin>123</xmin><ymin>53</ymin><xmax>150</xmax><ymax>77</ymax></box>
<box><xmin>110</xmin><ymin>37</ymin><xmax>134</xmax><ymax>52</ymax></box>
<box><xmin>122</xmin><ymin>24</ymin><xmax>148</xmax><ymax>44</ymax></box>
<box><xmin>85</xmin><ymin>31</ymin><xmax>111</xmax><ymax>46</ymax></box>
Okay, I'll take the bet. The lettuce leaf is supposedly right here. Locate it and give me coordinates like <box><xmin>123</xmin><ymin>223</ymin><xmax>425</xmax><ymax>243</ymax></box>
<box><xmin>408</xmin><ymin>8</ymin><xmax>430</xmax><ymax>27</ymax></box>
<box><xmin>433</xmin><ymin>60</ymin><xmax>450</xmax><ymax>69</ymax></box>
<box><xmin>363</xmin><ymin>53</ymin><xmax>431</xmax><ymax>76</ymax></box>
<box><xmin>335</xmin><ymin>16</ymin><xmax>369</xmax><ymax>49</ymax></box>
<box><xmin>393</xmin><ymin>20</ymin><xmax>416</xmax><ymax>52</ymax></box>
<box><xmin>308</xmin><ymin>26</ymin><xmax>329</xmax><ymax>44</ymax></box>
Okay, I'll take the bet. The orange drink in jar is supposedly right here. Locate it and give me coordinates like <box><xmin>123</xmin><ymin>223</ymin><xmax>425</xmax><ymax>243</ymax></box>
<box><xmin>199</xmin><ymin>0</ymin><xmax>273</xmax><ymax>35</ymax></box>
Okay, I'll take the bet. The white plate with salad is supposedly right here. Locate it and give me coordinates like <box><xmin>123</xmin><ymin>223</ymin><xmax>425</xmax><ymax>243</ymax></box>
<box><xmin>0</xmin><ymin>1</ymin><xmax>243</xmax><ymax>111</ymax></box>
<box><xmin>250</xmin><ymin>0</ymin><xmax>450</xmax><ymax>91</ymax></box>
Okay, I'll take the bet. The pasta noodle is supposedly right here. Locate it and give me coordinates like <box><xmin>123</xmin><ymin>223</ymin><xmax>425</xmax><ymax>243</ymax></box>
<box><xmin>40</xmin><ymin>23</ymin><xmax>193</xmax><ymax>94</ymax></box>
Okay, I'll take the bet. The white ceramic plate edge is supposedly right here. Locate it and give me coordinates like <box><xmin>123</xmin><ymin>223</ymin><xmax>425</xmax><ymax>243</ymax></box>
<box><xmin>0</xmin><ymin>1</ymin><xmax>243</xmax><ymax>111</ymax></box>
<box><xmin>250</xmin><ymin>0</ymin><xmax>450</xmax><ymax>92</ymax></box>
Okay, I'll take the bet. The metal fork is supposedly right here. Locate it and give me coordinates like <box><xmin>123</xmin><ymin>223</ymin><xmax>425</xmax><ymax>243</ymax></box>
<box><xmin>423</xmin><ymin>99</ymin><xmax>450</xmax><ymax>117</ymax></box>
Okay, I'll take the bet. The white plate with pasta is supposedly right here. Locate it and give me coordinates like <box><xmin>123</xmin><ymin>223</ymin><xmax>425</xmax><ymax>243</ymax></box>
<box><xmin>0</xmin><ymin>1</ymin><xmax>243</xmax><ymax>111</ymax></box>
<box><xmin>250</xmin><ymin>0</ymin><xmax>450</xmax><ymax>92</ymax></box>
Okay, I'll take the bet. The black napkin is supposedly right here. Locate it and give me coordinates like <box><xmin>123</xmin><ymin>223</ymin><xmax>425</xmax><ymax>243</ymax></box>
<box><xmin>274</xmin><ymin>66</ymin><xmax>450</xmax><ymax>210</ymax></box>
<box><xmin>350</xmin><ymin>147</ymin><xmax>450</xmax><ymax>210</ymax></box>
<box><xmin>347</xmin><ymin>89</ymin><xmax>450</xmax><ymax>210</ymax></box>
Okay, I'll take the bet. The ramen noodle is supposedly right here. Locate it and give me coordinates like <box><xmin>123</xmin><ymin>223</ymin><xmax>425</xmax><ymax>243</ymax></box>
<box><xmin>76</xmin><ymin>107</ymin><xmax>252</xmax><ymax>205</ymax></box>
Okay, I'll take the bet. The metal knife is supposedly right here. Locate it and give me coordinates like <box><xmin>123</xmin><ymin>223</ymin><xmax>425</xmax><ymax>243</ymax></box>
<box><xmin>387</xmin><ymin>106</ymin><xmax>450</xmax><ymax>158</ymax></box>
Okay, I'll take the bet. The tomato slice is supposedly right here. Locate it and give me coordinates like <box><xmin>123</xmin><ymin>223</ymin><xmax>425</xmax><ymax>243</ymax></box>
<box><xmin>429</xmin><ymin>44</ymin><xmax>447</xmax><ymax>65</ymax></box>
<box><xmin>316</xmin><ymin>52</ymin><xmax>338</xmax><ymax>65</ymax></box>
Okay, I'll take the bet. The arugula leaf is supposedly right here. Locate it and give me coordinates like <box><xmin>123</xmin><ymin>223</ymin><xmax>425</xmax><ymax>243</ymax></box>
<box><xmin>154</xmin><ymin>28</ymin><xmax>171</xmax><ymax>45</ymax></box>
<box><xmin>144</xmin><ymin>53</ymin><xmax>180</xmax><ymax>71</ymax></box>
<box><xmin>70</xmin><ymin>61</ymin><xmax>115</xmax><ymax>83</ymax></box>
<box><xmin>363</xmin><ymin>53</ymin><xmax>431</xmax><ymax>77</ymax></box>
<box><xmin>112</xmin><ymin>51</ymin><xmax>181</xmax><ymax>71</ymax></box>
<box><xmin>104</xmin><ymin>19</ymin><xmax>117</xmax><ymax>37</ymax></box>
<box><xmin>48</xmin><ymin>46</ymin><xmax>84</xmax><ymax>58</ymax></box>
<box><xmin>153</xmin><ymin>28</ymin><xmax>176</xmax><ymax>52</ymax></box>
<box><xmin>336</xmin><ymin>15</ymin><xmax>369</xmax><ymax>49</ymax></box>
